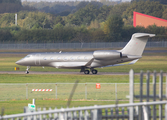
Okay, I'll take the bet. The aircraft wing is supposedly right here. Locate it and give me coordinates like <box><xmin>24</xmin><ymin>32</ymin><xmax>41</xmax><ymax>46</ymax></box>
<box><xmin>103</xmin><ymin>59</ymin><xmax>139</xmax><ymax>67</ymax></box>
<box><xmin>85</xmin><ymin>58</ymin><xmax>94</xmax><ymax>67</ymax></box>
<box><xmin>49</xmin><ymin>62</ymin><xmax>87</xmax><ymax>68</ymax></box>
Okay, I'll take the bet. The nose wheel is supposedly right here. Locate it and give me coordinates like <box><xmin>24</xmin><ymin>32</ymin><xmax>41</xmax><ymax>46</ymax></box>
<box><xmin>25</xmin><ymin>66</ymin><xmax>31</xmax><ymax>74</ymax></box>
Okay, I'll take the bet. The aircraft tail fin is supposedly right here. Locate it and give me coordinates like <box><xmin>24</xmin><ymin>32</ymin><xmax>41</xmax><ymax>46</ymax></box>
<box><xmin>121</xmin><ymin>33</ymin><xmax>155</xmax><ymax>56</ymax></box>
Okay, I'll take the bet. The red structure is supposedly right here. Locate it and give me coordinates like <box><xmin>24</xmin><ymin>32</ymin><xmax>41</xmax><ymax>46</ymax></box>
<box><xmin>96</xmin><ymin>83</ymin><xmax>101</xmax><ymax>89</ymax></box>
<box><xmin>133</xmin><ymin>11</ymin><xmax>167</xmax><ymax>28</ymax></box>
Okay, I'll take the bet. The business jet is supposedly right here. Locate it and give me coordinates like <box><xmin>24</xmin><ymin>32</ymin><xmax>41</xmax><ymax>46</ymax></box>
<box><xmin>16</xmin><ymin>33</ymin><xmax>155</xmax><ymax>74</ymax></box>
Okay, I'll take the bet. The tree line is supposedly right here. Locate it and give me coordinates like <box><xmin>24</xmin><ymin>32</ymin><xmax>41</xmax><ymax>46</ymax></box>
<box><xmin>131</xmin><ymin>0</ymin><xmax>167</xmax><ymax>4</ymax></box>
<box><xmin>0</xmin><ymin>0</ymin><xmax>167</xmax><ymax>43</ymax></box>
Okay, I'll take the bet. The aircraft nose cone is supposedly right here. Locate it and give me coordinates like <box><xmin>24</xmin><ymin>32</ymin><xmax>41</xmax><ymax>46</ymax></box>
<box><xmin>16</xmin><ymin>60</ymin><xmax>22</xmax><ymax>65</ymax></box>
<box><xmin>15</xmin><ymin>60</ymin><xmax>20</xmax><ymax>65</ymax></box>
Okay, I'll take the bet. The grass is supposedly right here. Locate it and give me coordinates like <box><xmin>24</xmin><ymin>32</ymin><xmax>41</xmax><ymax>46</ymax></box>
<box><xmin>0</xmin><ymin>74</ymin><xmax>133</xmax><ymax>83</ymax></box>
<box><xmin>0</xmin><ymin>100</ymin><xmax>127</xmax><ymax>115</ymax></box>
<box><xmin>0</xmin><ymin>51</ymin><xmax>166</xmax><ymax>115</ymax></box>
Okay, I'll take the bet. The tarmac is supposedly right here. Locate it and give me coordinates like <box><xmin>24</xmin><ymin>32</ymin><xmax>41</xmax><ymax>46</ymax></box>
<box><xmin>0</xmin><ymin>71</ymin><xmax>144</xmax><ymax>75</ymax></box>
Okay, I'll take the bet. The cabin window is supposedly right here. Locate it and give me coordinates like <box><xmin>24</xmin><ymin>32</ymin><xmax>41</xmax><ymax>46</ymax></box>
<box><xmin>70</xmin><ymin>57</ymin><xmax>73</xmax><ymax>60</ymax></box>
<box><xmin>50</xmin><ymin>57</ymin><xmax>54</xmax><ymax>60</ymax></box>
<box><xmin>63</xmin><ymin>57</ymin><xmax>65</xmax><ymax>60</ymax></box>
<box><xmin>77</xmin><ymin>56</ymin><xmax>81</xmax><ymax>60</ymax></box>
<box><xmin>57</xmin><ymin>57</ymin><xmax>61</xmax><ymax>60</ymax></box>
<box><xmin>73</xmin><ymin>57</ymin><xmax>76</xmax><ymax>60</ymax></box>
<box><xmin>84</xmin><ymin>56</ymin><xmax>89</xmax><ymax>60</ymax></box>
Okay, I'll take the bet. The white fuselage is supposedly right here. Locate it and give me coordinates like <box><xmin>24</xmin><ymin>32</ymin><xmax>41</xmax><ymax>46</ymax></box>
<box><xmin>15</xmin><ymin>33</ymin><xmax>155</xmax><ymax>74</ymax></box>
<box><xmin>16</xmin><ymin>51</ymin><xmax>138</xmax><ymax>69</ymax></box>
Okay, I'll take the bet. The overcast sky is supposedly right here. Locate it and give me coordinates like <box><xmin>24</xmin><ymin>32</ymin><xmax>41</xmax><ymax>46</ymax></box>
<box><xmin>21</xmin><ymin>0</ymin><xmax>130</xmax><ymax>2</ymax></box>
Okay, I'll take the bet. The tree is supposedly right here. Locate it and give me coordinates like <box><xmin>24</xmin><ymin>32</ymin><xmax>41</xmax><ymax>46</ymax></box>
<box><xmin>110</xmin><ymin>2</ymin><xmax>130</xmax><ymax>16</ymax></box>
<box><xmin>131</xmin><ymin>0</ymin><xmax>167</xmax><ymax>5</ymax></box>
<box><xmin>97</xmin><ymin>5</ymin><xmax>113</xmax><ymax>22</ymax></box>
<box><xmin>54</xmin><ymin>16</ymin><xmax>65</xmax><ymax>25</ymax></box>
<box><xmin>103</xmin><ymin>15</ymin><xmax>124</xmax><ymax>41</ymax></box>
<box><xmin>18</xmin><ymin>12</ymin><xmax>54</xmax><ymax>29</ymax></box>
<box><xmin>0</xmin><ymin>13</ymin><xmax>15</xmax><ymax>27</ymax></box>
<box><xmin>123</xmin><ymin>1</ymin><xmax>164</xmax><ymax>19</ymax></box>
<box><xmin>71</xmin><ymin>1</ymin><xmax>89</xmax><ymax>14</ymax></box>
<box><xmin>53</xmin><ymin>23</ymin><xmax>63</xmax><ymax>29</ymax></box>
<box><xmin>0</xmin><ymin>30</ymin><xmax>13</xmax><ymax>42</ymax></box>
<box><xmin>89</xmin><ymin>19</ymin><xmax>100</xmax><ymax>29</ymax></box>
<box><xmin>67</xmin><ymin>3</ymin><xmax>101</xmax><ymax>25</ymax></box>
<box><xmin>0</xmin><ymin>0</ymin><xmax>21</xmax><ymax>5</ymax></box>
<box><xmin>146</xmin><ymin>24</ymin><xmax>166</xmax><ymax>35</ymax></box>
<box><xmin>122</xmin><ymin>1</ymin><xmax>165</xmax><ymax>26</ymax></box>
<box><xmin>0</xmin><ymin>3</ymin><xmax>22</xmax><ymax>13</ymax></box>
<box><xmin>89</xmin><ymin>29</ymin><xmax>106</xmax><ymax>42</ymax></box>
<box><xmin>162</xmin><ymin>8</ymin><xmax>167</xmax><ymax>20</ymax></box>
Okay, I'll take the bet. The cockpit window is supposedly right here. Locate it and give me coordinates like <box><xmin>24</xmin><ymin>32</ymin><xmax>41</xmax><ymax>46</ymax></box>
<box><xmin>24</xmin><ymin>55</ymin><xmax>31</xmax><ymax>58</ymax></box>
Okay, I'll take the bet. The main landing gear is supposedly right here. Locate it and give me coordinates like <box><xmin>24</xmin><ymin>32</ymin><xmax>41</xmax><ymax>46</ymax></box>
<box><xmin>84</xmin><ymin>69</ymin><xmax>98</xmax><ymax>74</ymax></box>
<box><xmin>25</xmin><ymin>66</ymin><xmax>31</xmax><ymax>74</ymax></box>
<box><xmin>91</xmin><ymin>69</ymin><xmax>98</xmax><ymax>74</ymax></box>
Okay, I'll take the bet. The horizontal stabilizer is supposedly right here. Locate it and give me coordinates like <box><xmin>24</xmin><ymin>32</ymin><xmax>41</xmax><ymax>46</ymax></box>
<box><xmin>135</xmin><ymin>33</ymin><xmax>155</xmax><ymax>38</ymax></box>
<box><xmin>127</xmin><ymin>55</ymin><xmax>142</xmax><ymax>59</ymax></box>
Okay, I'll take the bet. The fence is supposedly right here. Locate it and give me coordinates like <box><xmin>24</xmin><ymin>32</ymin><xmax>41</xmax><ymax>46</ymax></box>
<box><xmin>0</xmin><ymin>70</ymin><xmax>167</xmax><ymax>120</ymax></box>
<box><xmin>0</xmin><ymin>83</ymin><xmax>129</xmax><ymax>101</ymax></box>
<box><xmin>128</xmin><ymin>70</ymin><xmax>167</xmax><ymax>120</ymax></box>
<box><xmin>0</xmin><ymin>101</ymin><xmax>167</xmax><ymax>120</ymax></box>
<box><xmin>0</xmin><ymin>99</ymin><xmax>167</xmax><ymax>120</ymax></box>
<box><xmin>0</xmin><ymin>82</ymin><xmax>167</xmax><ymax>101</ymax></box>
<box><xmin>0</xmin><ymin>41</ymin><xmax>167</xmax><ymax>49</ymax></box>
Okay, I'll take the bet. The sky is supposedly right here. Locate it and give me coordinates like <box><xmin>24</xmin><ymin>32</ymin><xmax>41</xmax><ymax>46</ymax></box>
<box><xmin>21</xmin><ymin>0</ymin><xmax>131</xmax><ymax>2</ymax></box>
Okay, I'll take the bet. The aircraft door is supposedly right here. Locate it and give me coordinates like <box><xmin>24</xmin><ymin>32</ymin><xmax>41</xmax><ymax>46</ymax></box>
<box><xmin>35</xmin><ymin>54</ymin><xmax>41</xmax><ymax>65</ymax></box>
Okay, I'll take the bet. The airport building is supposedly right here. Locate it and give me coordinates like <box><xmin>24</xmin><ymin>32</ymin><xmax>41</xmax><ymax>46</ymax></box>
<box><xmin>133</xmin><ymin>11</ymin><xmax>167</xmax><ymax>28</ymax></box>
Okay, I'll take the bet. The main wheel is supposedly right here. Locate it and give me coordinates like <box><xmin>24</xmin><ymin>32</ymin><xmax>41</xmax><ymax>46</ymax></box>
<box><xmin>84</xmin><ymin>70</ymin><xmax>90</xmax><ymax>74</ymax></box>
<box><xmin>92</xmin><ymin>70</ymin><xmax>98</xmax><ymax>74</ymax></box>
<box><xmin>25</xmin><ymin>71</ymin><xmax>29</xmax><ymax>74</ymax></box>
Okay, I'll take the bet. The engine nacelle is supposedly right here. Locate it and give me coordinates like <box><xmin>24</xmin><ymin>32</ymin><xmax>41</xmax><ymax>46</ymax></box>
<box><xmin>93</xmin><ymin>50</ymin><xmax>122</xmax><ymax>60</ymax></box>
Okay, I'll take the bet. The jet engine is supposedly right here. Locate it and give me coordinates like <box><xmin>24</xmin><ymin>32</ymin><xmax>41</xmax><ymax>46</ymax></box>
<box><xmin>93</xmin><ymin>50</ymin><xmax>122</xmax><ymax>60</ymax></box>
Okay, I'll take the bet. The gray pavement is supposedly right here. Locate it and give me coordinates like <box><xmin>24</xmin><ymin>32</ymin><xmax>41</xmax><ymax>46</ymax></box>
<box><xmin>0</xmin><ymin>71</ymin><xmax>130</xmax><ymax>75</ymax></box>
<box><xmin>0</xmin><ymin>71</ymin><xmax>148</xmax><ymax>75</ymax></box>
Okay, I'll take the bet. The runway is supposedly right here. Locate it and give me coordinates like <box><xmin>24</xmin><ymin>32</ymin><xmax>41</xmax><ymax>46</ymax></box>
<box><xmin>0</xmin><ymin>71</ymin><xmax>131</xmax><ymax>75</ymax></box>
<box><xmin>0</xmin><ymin>71</ymin><xmax>147</xmax><ymax>75</ymax></box>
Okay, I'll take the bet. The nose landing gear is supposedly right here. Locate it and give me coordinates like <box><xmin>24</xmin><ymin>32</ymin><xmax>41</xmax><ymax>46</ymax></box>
<box><xmin>26</xmin><ymin>66</ymin><xmax>31</xmax><ymax>74</ymax></box>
